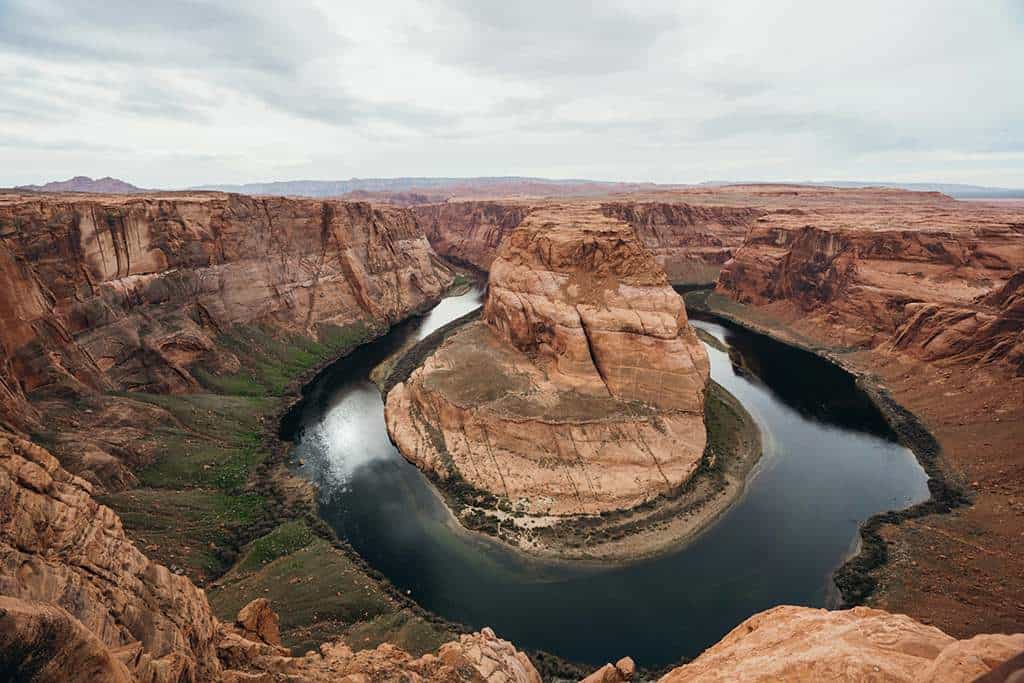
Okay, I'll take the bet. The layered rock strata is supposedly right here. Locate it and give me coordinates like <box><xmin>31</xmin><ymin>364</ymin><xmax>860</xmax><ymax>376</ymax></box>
<box><xmin>687</xmin><ymin>187</ymin><xmax>1024</xmax><ymax>639</ymax></box>
<box><xmin>0</xmin><ymin>429</ymin><xmax>541</xmax><ymax>682</ymax></box>
<box><xmin>656</xmin><ymin>605</ymin><xmax>1024</xmax><ymax>682</ymax></box>
<box><xmin>412</xmin><ymin>199</ymin><xmax>760</xmax><ymax>285</ymax></box>
<box><xmin>386</xmin><ymin>205</ymin><xmax>710</xmax><ymax>521</ymax></box>
<box><xmin>600</xmin><ymin>201</ymin><xmax>760</xmax><ymax>284</ymax></box>
<box><xmin>714</xmin><ymin>189</ymin><xmax>1024</xmax><ymax>374</ymax></box>
<box><xmin>0</xmin><ymin>192</ymin><xmax>452</xmax><ymax>481</ymax></box>
<box><xmin>412</xmin><ymin>200</ymin><xmax>532</xmax><ymax>271</ymax></box>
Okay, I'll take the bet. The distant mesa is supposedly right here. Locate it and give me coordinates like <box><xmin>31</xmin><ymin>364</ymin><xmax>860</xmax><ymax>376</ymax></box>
<box><xmin>15</xmin><ymin>176</ymin><xmax>145</xmax><ymax>194</ymax></box>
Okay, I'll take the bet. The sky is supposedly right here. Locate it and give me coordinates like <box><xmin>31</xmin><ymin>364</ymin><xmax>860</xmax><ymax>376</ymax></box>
<box><xmin>1</xmin><ymin>0</ymin><xmax>1022</xmax><ymax>189</ymax></box>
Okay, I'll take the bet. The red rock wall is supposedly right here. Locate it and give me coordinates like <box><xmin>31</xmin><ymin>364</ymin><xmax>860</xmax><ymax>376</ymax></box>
<box><xmin>412</xmin><ymin>199</ymin><xmax>760</xmax><ymax>284</ymax></box>
<box><xmin>717</xmin><ymin>215</ymin><xmax>1024</xmax><ymax>370</ymax></box>
<box><xmin>0</xmin><ymin>193</ymin><xmax>453</xmax><ymax>429</ymax></box>
<box><xmin>412</xmin><ymin>201</ymin><xmax>532</xmax><ymax>271</ymax></box>
<box><xmin>600</xmin><ymin>201</ymin><xmax>761</xmax><ymax>283</ymax></box>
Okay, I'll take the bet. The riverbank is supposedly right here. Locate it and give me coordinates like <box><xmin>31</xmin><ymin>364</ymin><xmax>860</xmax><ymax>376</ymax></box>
<box><xmin>379</xmin><ymin>308</ymin><xmax>762</xmax><ymax>563</ymax></box>
<box><xmin>89</xmin><ymin>292</ymin><xmax>466</xmax><ymax>658</ymax></box>
<box><xmin>682</xmin><ymin>289</ymin><xmax>1024</xmax><ymax>638</ymax></box>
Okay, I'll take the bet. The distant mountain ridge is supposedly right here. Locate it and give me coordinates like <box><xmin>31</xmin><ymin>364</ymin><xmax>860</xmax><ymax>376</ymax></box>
<box><xmin>10</xmin><ymin>175</ymin><xmax>1022</xmax><ymax>200</ymax></box>
<box><xmin>189</xmin><ymin>176</ymin><xmax>671</xmax><ymax>198</ymax></box>
<box><xmin>194</xmin><ymin>176</ymin><xmax>1024</xmax><ymax>200</ymax></box>
<box><xmin>702</xmin><ymin>180</ymin><xmax>1024</xmax><ymax>199</ymax></box>
<box><xmin>15</xmin><ymin>176</ymin><xmax>144</xmax><ymax>194</ymax></box>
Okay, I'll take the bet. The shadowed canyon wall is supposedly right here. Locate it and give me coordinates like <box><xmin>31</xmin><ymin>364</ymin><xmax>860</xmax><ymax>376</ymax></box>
<box><xmin>412</xmin><ymin>199</ymin><xmax>760</xmax><ymax>283</ymax></box>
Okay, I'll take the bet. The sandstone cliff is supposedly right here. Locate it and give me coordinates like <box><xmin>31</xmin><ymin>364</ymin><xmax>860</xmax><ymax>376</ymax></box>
<box><xmin>412</xmin><ymin>199</ymin><xmax>760</xmax><ymax>285</ymax></box>
<box><xmin>386</xmin><ymin>205</ymin><xmax>710</xmax><ymax>527</ymax></box>
<box><xmin>0</xmin><ymin>429</ymin><xmax>542</xmax><ymax>682</ymax></box>
<box><xmin>600</xmin><ymin>201</ymin><xmax>760</xmax><ymax>284</ymax></box>
<box><xmin>715</xmin><ymin>192</ymin><xmax>1023</xmax><ymax>374</ymax></box>
<box><xmin>655</xmin><ymin>605</ymin><xmax>1024</xmax><ymax>682</ymax></box>
<box><xmin>412</xmin><ymin>200</ymin><xmax>532</xmax><ymax>271</ymax></box>
<box><xmin>695</xmin><ymin>187</ymin><xmax>1024</xmax><ymax>642</ymax></box>
<box><xmin>0</xmin><ymin>192</ymin><xmax>452</xmax><ymax>482</ymax></box>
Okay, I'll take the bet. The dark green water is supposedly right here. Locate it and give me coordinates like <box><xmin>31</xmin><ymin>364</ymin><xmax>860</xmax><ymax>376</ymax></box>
<box><xmin>280</xmin><ymin>287</ymin><xmax>929</xmax><ymax>667</ymax></box>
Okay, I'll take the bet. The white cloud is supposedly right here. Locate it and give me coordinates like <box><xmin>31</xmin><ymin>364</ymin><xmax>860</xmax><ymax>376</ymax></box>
<box><xmin>0</xmin><ymin>0</ymin><xmax>1021</xmax><ymax>187</ymax></box>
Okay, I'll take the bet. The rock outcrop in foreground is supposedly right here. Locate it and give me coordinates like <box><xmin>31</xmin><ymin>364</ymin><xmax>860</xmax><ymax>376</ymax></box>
<box><xmin>386</xmin><ymin>205</ymin><xmax>710</xmax><ymax>524</ymax></box>
<box><xmin>656</xmin><ymin>605</ymin><xmax>1024</xmax><ymax>682</ymax></box>
<box><xmin>0</xmin><ymin>429</ymin><xmax>541</xmax><ymax>682</ymax></box>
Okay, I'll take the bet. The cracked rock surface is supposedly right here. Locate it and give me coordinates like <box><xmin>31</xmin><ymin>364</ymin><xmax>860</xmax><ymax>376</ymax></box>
<box><xmin>386</xmin><ymin>204</ymin><xmax>709</xmax><ymax>519</ymax></box>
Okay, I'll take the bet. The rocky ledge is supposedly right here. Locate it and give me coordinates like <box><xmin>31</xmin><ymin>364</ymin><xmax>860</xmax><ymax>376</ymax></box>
<box><xmin>385</xmin><ymin>205</ymin><xmax>711</xmax><ymax>551</ymax></box>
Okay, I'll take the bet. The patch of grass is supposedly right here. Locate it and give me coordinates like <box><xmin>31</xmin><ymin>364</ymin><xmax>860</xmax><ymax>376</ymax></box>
<box><xmin>195</xmin><ymin>321</ymin><xmax>377</xmax><ymax>396</ymax></box>
<box><xmin>342</xmin><ymin>610</ymin><xmax>452</xmax><ymax>656</ymax></box>
<box><xmin>101</xmin><ymin>318</ymin><xmax>444</xmax><ymax>653</ymax></box>
<box><xmin>100</xmin><ymin>488</ymin><xmax>267</xmax><ymax>582</ymax></box>
<box><xmin>209</xmin><ymin>538</ymin><xmax>453</xmax><ymax>653</ymax></box>
<box><xmin>125</xmin><ymin>393</ymin><xmax>268</xmax><ymax>493</ymax></box>
<box><xmin>234</xmin><ymin>520</ymin><xmax>316</xmax><ymax>573</ymax></box>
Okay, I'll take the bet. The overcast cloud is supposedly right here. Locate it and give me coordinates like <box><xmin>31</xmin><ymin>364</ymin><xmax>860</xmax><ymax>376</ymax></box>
<box><xmin>1</xmin><ymin>0</ymin><xmax>1021</xmax><ymax>187</ymax></box>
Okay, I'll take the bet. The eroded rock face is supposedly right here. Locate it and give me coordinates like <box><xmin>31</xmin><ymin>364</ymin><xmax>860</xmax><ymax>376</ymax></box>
<box><xmin>658</xmin><ymin>605</ymin><xmax>1024</xmax><ymax>682</ymax></box>
<box><xmin>0</xmin><ymin>431</ymin><xmax>222</xmax><ymax>682</ymax></box>
<box><xmin>890</xmin><ymin>268</ymin><xmax>1024</xmax><ymax>374</ymax></box>
<box><xmin>483</xmin><ymin>206</ymin><xmax>709</xmax><ymax>412</ymax></box>
<box><xmin>413</xmin><ymin>201</ymin><xmax>532</xmax><ymax>271</ymax></box>
<box><xmin>219</xmin><ymin>624</ymin><xmax>542</xmax><ymax>683</ymax></box>
<box><xmin>0</xmin><ymin>428</ymin><xmax>543</xmax><ymax>682</ymax></box>
<box><xmin>386</xmin><ymin>205</ymin><xmax>709</xmax><ymax>519</ymax></box>
<box><xmin>600</xmin><ymin>202</ymin><xmax>760</xmax><ymax>284</ymax></box>
<box><xmin>0</xmin><ymin>192</ymin><xmax>452</xmax><ymax>483</ymax></box>
<box><xmin>0</xmin><ymin>193</ymin><xmax>450</xmax><ymax>399</ymax></box>
<box><xmin>412</xmin><ymin>199</ymin><xmax>760</xmax><ymax>285</ymax></box>
<box><xmin>716</xmin><ymin>192</ymin><xmax>1024</xmax><ymax>373</ymax></box>
<box><xmin>0</xmin><ymin>596</ymin><xmax>134</xmax><ymax>683</ymax></box>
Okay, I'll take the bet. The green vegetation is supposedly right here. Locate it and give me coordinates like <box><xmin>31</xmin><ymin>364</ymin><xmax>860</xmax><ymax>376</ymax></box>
<box><xmin>233</xmin><ymin>520</ymin><xmax>316</xmax><ymax>573</ymax></box>
<box><xmin>99</xmin><ymin>317</ymin><xmax>455</xmax><ymax>653</ymax></box>
<box><xmin>100</xmin><ymin>487</ymin><xmax>264</xmax><ymax>579</ymax></box>
<box><xmin>127</xmin><ymin>394</ymin><xmax>271</xmax><ymax>492</ymax></box>
<box><xmin>193</xmin><ymin>321</ymin><xmax>377</xmax><ymax>396</ymax></box>
<box><xmin>210</xmin><ymin>535</ymin><xmax>451</xmax><ymax>655</ymax></box>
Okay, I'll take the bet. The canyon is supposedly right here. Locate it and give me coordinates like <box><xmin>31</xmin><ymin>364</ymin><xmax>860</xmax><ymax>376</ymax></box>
<box><xmin>0</xmin><ymin>186</ymin><xmax>1021</xmax><ymax>680</ymax></box>
<box><xmin>415</xmin><ymin>185</ymin><xmax>1024</xmax><ymax>642</ymax></box>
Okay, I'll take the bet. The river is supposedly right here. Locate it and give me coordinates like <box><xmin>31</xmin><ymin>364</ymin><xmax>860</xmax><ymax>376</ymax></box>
<box><xmin>280</xmin><ymin>286</ymin><xmax>929</xmax><ymax>667</ymax></box>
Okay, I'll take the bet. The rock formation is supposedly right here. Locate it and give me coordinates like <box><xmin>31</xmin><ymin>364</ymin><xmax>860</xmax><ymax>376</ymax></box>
<box><xmin>889</xmin><ymin>268</ymin><xmax>1024</xmax><ymax>373</ymax></box>
<box><xmin>0</xmin><ymin>428</ymin><xmax>542</xmax><ymax>682</ymax></box>
<box><xmin>0</xmin><ymin>430</ymin><xmax>223</xmax><ymax>681</ymax></box>
<box><xmin>690</xmin><ymin>186</ymin><xmax>1024</xmax><ymax>645</ymax></box>
<box><xmin>413</xmin><ymin>200</ymin><xmax>532</xmax><ymax>271</ymax></box>
<box><xmin>656</xmin><ymin>605</ymin><xmax>1024</xmax><ymax>682</ymax></box>
<box><xmin>600</xmin><ymin>202</ymin><xmax>760</xmax><ymax>284</ymax></box>
<box><xmin>2</xmin><ymin>186</ymin><xmax>1022</xmax><ymax>680</ymax></box>
<box><xmin>714</xmin><ymin>189</ymin><xmax>1024</xmax><ymax>372</ymax></box>
<box><xmin>0</xmin><ymin>191</ymin><xmax>452</xmax><ymax>481</ymax></box>
<box><xmin>413</xmin><ymin>199</ymin><xmax>760</xmax><ymax>284</ymax></box>
<box><xmin>386</xmin><ymin>205</ymin><xmax>709</xmax><ymax>522</ymax></box>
